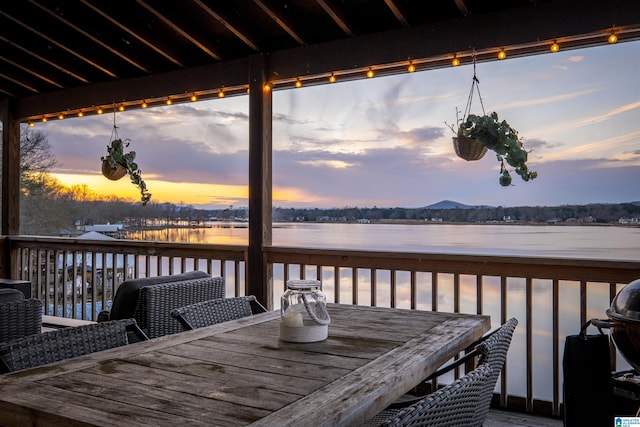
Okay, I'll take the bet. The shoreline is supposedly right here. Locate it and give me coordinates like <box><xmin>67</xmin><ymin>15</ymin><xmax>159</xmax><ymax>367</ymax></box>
<box><xmin>312</xmin><ymin>219</ymin><xmax>640</xmax><ymax>228</ymax></box>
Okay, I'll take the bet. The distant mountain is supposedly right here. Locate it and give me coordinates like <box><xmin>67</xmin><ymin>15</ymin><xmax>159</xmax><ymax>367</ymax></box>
<box><xmin>424</xmin><ymin>200</ymin><xmax>494</xmax><ymax>210</ymax></box>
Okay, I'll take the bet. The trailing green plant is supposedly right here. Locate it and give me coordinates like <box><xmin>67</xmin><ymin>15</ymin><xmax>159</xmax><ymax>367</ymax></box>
<box><xmin>453</xmin><ymin>112</ymin><xmax>538</xmax><ymax>186</ymax></box>
<box><xmin>101</xmin><ymin>138</ymin><xmax>152</xmax><ymax>205</ymax></box>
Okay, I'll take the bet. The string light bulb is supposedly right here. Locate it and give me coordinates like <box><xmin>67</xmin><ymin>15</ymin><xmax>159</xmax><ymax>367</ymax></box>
<box><xmin>329</xmin><ymin>73</ymin><xmax>336</xmax><ymax>83</ymax></box>
<box><xmin>246</xmin><ymin>87</ymin><xmax>250</xmax><ymax>94</ymax></box>
<box><xmin>218</xmin><ymin>90</ymin><xmax>225</xmax><ymax>98</ymax></box>
<box><xmin>42</xmin><ymin>117</ymin><xmax>48</xmax><ymax>123</ymax></box>
<box><xmin>97</xmin><ymin>108</ymin><xmax>103</xmax><ymax>114</ymax></box>
<box><xmin>407</xmin><ymin>62</ymin><xmax>416</xmax><ymax>73</ymax></box>
<box><xmin>295</xmin><ymin>79</ymin><xmax>302</xmax><ymax>88</ymax></box>
<box><xmin>608</xmin><ymin>32</ymin><xmax>618</xmax><ymax>44</ymax></box>
<box><xmin>78</xmin><ymin>111</ymin><xmax>84</xmax><ymax>117</ymax></box>
<box><xmin>141</xmin><ymin>101</ymin><xmax>148</xmax><ymax>108</ymax></box>
<box><xmin>119</xmin><ymin>105</ymin><xmax>125</xmax><ymax>111</ymax></box>
<box><xmin>550</xmin><ymin>42</ymin><xmax>560</xmax><ymax>53</ymax></box>
<box><xmin>28</xmin><ymin>122</ymin><xmax>35</xmax><ymax>128</ymax></box>
<box><xmin>58</xmin><ymin>114</ymin><xmax>64</xmax><ymax>120</ymax></box>
<box><xmin>497</xmin><ymin>49</ymin><xmax>507</xmax><ymax>60</ymax></box>
<box><xmin>263</xmin><ymin>83</ymin><xmax>271</xmax><ymax>92</ymax></box>
<box><xmin>451</xmin><ymin>56</ymin><xmax>460</xmax><ymax>67</ymax></box>
<box><xmin>166</xmin><ymin>98</ymin><xmax>172</xmax><ymax>105</ymax></box>
<box><xmin>366</xmin><ymin>68</ymin><xmax>375</xmax><ymax>78</ymax></box>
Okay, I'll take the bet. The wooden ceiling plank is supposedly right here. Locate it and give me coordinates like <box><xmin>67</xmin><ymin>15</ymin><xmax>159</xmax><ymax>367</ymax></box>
<box><xmin>0</xmin><ymin>56</ymin><xmax>63</xmax><ymax>89</ymax></box>
<box><xmin>9</xmin><ymin>0</ymin><xmax>640</xmax><ymax>120</ymax></box>
<box><xmin>0</xmin><ymin>11</ymin><xmax>118</xmax><ymax>78</ymax></box>
<box><xmin>136</xmin><ymin>0</ymin><xmax>222</xmax><ymax>60</ymax></box>
<box><xmin>16</xmin><ymin>56</ymin><xmax>251</xmax><ymax>120</ymax></box>
<box><xmin>30</xmin><ymin>0</ymin><xmax>149</xmax><ymax>73</ymax></box>
<box><xmin>316</xmin><ymin>0</ymin><xmax>354</xmax><ymax>36</ymax></box>
<box><xmin>384</xmin><ymin>0</ymin><xmax>409</xmax><ymax>27</ymax></box>
<box><xmin>454</xmin><ymin>0</ymin><xmax>470</xmax><ymax>16</ymax></box>
<box><xmin>0</xmin><ymin>36</ymin><xmax>90</xmax><ymax>84</ymax></box>
<box><xmin>0</xmin><ymin>88</ymin><xmax>16</xmax><ymax>97</ymax></box>
<box><xmin>253</xmin><ymin>0</ymin><xmax>306</xmax><ymax>45</ymax></box>
<box><xmin>80</xmin><ymin>0</ymin><xmax>183</xmax><ymax>68</ymax></box>
<box><xmin>0</xmin><ymin>72</ymin><xmax>38</xmax><ymax>94</ymax></box>
<box><xmin>192</xmin><ymin>0</ymin><xmax>260</xmax><ymax>52</ymax></box>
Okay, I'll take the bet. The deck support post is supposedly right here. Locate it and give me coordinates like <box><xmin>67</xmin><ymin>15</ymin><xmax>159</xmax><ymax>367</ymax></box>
<box><xmin>247</xmin><ymin>54</ymin><xmax>273</xmax><ymax>309</ymax></box>
<box><xmin>1</xmin><ymin>98</ymin><xmax>21</xmax><ymax>277</ymax></box>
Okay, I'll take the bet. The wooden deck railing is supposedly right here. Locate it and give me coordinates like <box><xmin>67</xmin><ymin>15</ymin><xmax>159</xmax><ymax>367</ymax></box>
<box><xmin>4</xmin><ymin>235</ymin><xmax>640</xmax><ymax>418</ymax></box>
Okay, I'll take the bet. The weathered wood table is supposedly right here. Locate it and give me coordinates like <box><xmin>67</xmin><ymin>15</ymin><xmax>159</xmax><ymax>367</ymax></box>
<box><xmin>0</xmin><ymin>304</ymin><xmax>490</xmax><ymax>426</ymax></box>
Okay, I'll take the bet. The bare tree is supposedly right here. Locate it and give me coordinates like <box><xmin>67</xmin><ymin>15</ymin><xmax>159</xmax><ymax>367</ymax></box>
<box><xmin>17</xmin><ymin>125</ymin><xmax>68</xmax><ymax>235</ymax></box>
<box><xmin>20</xmin><ymin>125</ymin><xmax>58</xmax><ymax>181</ymax></box>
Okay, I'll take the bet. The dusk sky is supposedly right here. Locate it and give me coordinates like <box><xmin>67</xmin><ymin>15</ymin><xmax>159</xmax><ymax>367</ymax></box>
<box><xmin>40</xmin><ymin>40</ymin><xmax>639</xmax><ymax>209</ymax></box>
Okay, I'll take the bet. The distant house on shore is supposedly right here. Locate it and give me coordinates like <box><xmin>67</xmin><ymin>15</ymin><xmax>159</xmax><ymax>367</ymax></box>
<box><xmin>619</xmin><ymin>217</ymin><xmax>640</xmax><ymax>224</ymax></box>
<box><xmin>81</xmin><ymin>223</ymin><xmax>125</xmax><ymax>238</ymax></box>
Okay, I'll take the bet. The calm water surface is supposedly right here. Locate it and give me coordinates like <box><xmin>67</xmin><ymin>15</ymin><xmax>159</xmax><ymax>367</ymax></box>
<box><xmin>127</xmin><ymin>222</ymin><xmax>639</xmax><ymax>400</ymax></box>
<box><xmin>136</xmin><ymin>222</ymin><xmax>640</xmax><ymax>261</ymax></box>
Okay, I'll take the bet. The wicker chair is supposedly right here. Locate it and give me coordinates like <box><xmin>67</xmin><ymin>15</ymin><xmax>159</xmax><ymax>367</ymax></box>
<box><xmin>135</xmin><ymin>278</ymin><xmax>226</xmax><ymax>338</ymax></box>
<box><xmin>170</xmin><ymin>296</ymin><xmax>268</xmax><ymax>331</ymax></box>
<box><xmin>98</xmin><ymin>271</ymin><xmax>226</xmax><ymax>339</ymax></box>
<box><xmin>382</xmin><ymin>318</ymin><xmax>519</xmax><ymax>426</ymax></box>
<box><xmin>471</xmin><ymin>317</ymin><xmax>519</xmax><ymax>424</ymax></box>
<box><xmin>0</xmin><ymin>319</ymin><xmax>147</xmax><ymax>373</ymax></box>
<box><xmin>364</xmin><ymin>364</ymin><xmax>493</xmax><ymax>427</ymax></box>
<box><xmin>0</xmin><ymin>297</ymin><xmax>43</xmax><ymax>343</ymax></box>
<box><xmin>98</xmin><ymin>270</ymin><xmax>212</xmax><ymax>321</ymax></box>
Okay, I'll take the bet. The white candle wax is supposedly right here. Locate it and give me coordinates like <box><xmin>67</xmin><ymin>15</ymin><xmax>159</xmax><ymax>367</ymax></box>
<box><xmin>281</xmin><ymin>311</ymin><xmax>304</xmax><ymax>327</ymax></box>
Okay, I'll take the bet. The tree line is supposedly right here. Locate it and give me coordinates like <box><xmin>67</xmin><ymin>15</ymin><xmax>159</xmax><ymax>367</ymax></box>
<box><xmin>270</xmin><ymin>203</ymin><xmax>640</xmax><ymax>224</ymax></box>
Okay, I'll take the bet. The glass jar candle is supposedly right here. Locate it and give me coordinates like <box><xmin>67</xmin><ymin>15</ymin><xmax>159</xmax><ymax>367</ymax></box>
<box><xmin>279</xmin><ymin>279</ymin><xmax>331</xmax><ymax>342</ymax></box>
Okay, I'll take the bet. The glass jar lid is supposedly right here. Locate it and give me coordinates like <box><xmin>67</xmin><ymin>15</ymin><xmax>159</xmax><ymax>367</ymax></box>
<box><xmin>286</xmin><ymin>279</ymin><xmax>321</xmax><ymax>291</ymax></box>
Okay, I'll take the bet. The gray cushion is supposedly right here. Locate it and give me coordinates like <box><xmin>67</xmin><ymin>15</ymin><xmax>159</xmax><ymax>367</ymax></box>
<box><xmin>108</xmin><ymin>271</ymin><xmax>210</xmax><ymax>320</ymax></box>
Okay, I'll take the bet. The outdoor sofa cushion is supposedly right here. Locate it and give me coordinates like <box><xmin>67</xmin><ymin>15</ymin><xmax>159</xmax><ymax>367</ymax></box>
<box><xmin>0</xmin><ymin>288</ymin><xmax>25</xmax><ymax>303</ymax></box>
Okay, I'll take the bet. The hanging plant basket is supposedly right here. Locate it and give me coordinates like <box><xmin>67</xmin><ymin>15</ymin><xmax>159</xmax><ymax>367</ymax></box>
<box><xmin>99</xmin><ymin>110</ymin><xmax>152</xmax><ymax>205</ymax></box>
<box><xmin>101</xmin><ymin>158</ymin><xmax>127</xmax><ymax>180</ymax></box>
<box><xmin>452</xmin><ymin>135</ymin><xmax>488</xmax><ymax>161</ymax></box>
<box><xmin>446</xmin><ymin>55</ymin><xmax>537</xmax><ymax>185</ymax></box>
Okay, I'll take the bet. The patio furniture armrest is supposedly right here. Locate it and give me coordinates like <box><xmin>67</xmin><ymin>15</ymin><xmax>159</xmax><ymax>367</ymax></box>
<box><xmin>0</xmin><ymin>319</ymin><xmax>141</xmax><ymax>373</ymax></box>
<box><xmin>170</xmin><ymin>295</ymin><xmax>264</xmax><ymax>331</ymax></box>
<box><xmin>0</xmin><ymin>298</ymin><xmax>43</xmax><ymax>342</ymax></box>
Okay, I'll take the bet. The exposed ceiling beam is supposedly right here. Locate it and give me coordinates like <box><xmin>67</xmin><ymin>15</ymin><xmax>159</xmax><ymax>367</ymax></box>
<box><xmin>136</xmin><ymin>0</ymin><xmax>221</xmax><ymax>60</ymax></box>
<box><xmin>192</xmin><ymin>0</ymin><xmax>260</xmax><ymax>52</ymax></box>
<box><xmin>253</xmin><ymin>0</ymin><xmax>306</xmax><ymax>45</ymax></box>
<box><xmin>316</xmin><ymin>0</ymin><xmax>354</xmax><ymax>36</ymax></box>
<box><xmin>0</xmin><ymin>72</ymin><xmax>38</xmax><ymax>94</ymax></box>
<box><xmin>0</xmin><ymin>10</ymin><xmax>117</xmax><ymax>78</ymax></box>
<box><xmin>0</xmin><ymin>36</ymin><xmax>89</xmax><ymax>83</ymax></box>
<box><xmin>30</xmin><ymin>0</ymin><xmax>149</xmax><ymax>73</ymax></box>
<box><xmin>454</xmin><ymin>0</ymin><xmax>470</xmax><ymax>16</ymax></box>
<box><xmin>384</xmin><ymin>0</ymin><xmax>409</xmax><ymax>27</ymax></box>
<box><xmin>0</xmin><ymin>56</ymin><xmax>63</xmax><ymax>89</ymax></box>
<box><xmin>13</xmin><ymin>0</ymin><xmax>640</xmax><ymax>121</ymax></box>
<box><xmin>80</xmin><ymin>0</ymin><xmax>183</xmax><ymax>67</ymax></box>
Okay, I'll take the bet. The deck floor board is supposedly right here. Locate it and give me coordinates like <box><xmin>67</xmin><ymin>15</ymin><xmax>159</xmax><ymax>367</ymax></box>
<box><xmin>486</xmin><ymin>409</ymin><xmax>563</xmax><ymax>427</ymax></box>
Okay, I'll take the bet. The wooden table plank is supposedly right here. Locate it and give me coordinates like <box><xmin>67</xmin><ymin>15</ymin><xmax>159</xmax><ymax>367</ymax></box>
<box><xmin>159</xmin><ymin>343</ymin><xmax>353</xmax><ymax>381</ymax></box>
<box><xmin>38</xmin><ymin>370</ymin><xmax>269</xmax><ymax>426</ymax></box>
<box><xmin>250</xmin><ymin>315</ymin><xmax>489</xmax><ymax>426</ymax></box>
<box><xmin>0</xmin><ymin>304</ymin><xmax>490</xmax><ymax>427</ymax></box>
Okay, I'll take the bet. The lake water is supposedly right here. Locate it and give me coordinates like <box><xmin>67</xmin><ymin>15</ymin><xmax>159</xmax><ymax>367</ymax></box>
<box><xmin>128</xmin><ymin>222</ymin><xmax>639</xmax><ymax>401</ymax></box>
<box><xmin>131</xmin><ymin>222</ymin><xmax>640</xmax><ymax>261</ymax></box>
